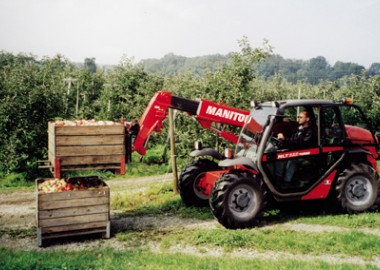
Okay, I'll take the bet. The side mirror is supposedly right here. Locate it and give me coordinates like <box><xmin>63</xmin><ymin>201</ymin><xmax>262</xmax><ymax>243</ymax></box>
<box><xmin>224</xmin><ymin>148</ymin><xmax>234</xmax><ymax>159</ymax></box>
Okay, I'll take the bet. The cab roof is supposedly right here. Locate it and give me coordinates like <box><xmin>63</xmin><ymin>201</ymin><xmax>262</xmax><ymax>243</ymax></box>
<box><xmin>260</xmin><ymin>99</ymin><xmax>349</xmax><ymax>108</ymax></box>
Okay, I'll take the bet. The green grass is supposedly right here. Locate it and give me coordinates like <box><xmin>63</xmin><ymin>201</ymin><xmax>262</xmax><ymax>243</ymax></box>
<box><xmin>111</xmin><ymin>180</ymin><xmax>213</xmax><ymax>219</ymax></box>
<box><xmin>1</xmin><ymin>247</ymin><xmax>378</xmax><ymax>270</ymax></box>
<box><xmin>1</xmin><ymin>157</ymin><xmax>380</xmax><ymax>269</ymax></box>
<box><xmin>124</xmin><ymin>161</ymin><xmax>171</xmax><ymax>177</ymax></box>
<box><xmin>110</xmin><ymin>178</ymin><xmax>379</xmax><ymax>225</ymax></box>
<box><xmin>108</xmin><ymin>178</ymin><xmax>380</xmax><ymax>267</ymax></box>
<box><xmin>0</xmin><ymin>173</ymin><xmax>34</xmax><ymax>190</ymax></box>
<box><xmin>115</xmin><ymin>226</ymin><xmax>380</xmax><ymax>259</ymax></box>
<box><xmin>0</xmin><ymin>227</ymin><xmax>35</xmax><ymax>238</ymax></box>
<box><xmin>293</xmin><ymin>213</ymin><xmax>380</xmax><ymax>229</ymax></box>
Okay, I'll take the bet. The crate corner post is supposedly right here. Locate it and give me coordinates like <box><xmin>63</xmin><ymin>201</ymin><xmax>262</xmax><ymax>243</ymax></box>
<box><xmin>37</xmin><ymin>227</ymin><xmax>43</xmax><ymax>247</ymax></box>
<box><xmin>54</xmin><ymin>158</ymin><xmax>61</xmax><ymax>178</ymax></box>
<box><xmin>120</xmin><ymin>155</ymin><xmax>126</xmax><ymax>175</ymax></box>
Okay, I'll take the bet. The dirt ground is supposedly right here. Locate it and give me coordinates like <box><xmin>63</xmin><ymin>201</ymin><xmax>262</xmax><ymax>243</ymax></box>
<box><xmin>1</xmin><ymin>175</ymin><xmax>379</xmax><ymax>267</ymax></box>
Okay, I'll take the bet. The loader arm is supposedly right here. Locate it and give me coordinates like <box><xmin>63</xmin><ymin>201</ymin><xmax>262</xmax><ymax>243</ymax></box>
<box><xmin>133</xmin><ymin>91</ymin><xmax>249</xmax><ymax>155</ymax></box>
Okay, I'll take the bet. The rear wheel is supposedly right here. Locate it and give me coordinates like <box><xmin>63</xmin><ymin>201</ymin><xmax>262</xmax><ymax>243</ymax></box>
<box><xmin>178</xmin><ymin>159</ymin><xmax>220</xmax><ymax>207</ymax></box>
<box><xmin>336</xmin><ymin>163</ymin><xmax>380</xmax><ymax>213</ymax></box>
<box><xmin>210</xmin><ymin>171</ymin><xmax>267</xmax><ymax>229</ymax></box>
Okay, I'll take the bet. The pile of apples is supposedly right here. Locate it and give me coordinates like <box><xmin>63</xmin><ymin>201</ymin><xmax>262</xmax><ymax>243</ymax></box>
<box><xmin>38</xmin><ymin>178</ymin><xmax>105</xmax><ymax>193</ymax></box>
<box><xmin>53</xmin><ymin>119</ymin><xmax>121</xmax><ymax>127</ymax></box>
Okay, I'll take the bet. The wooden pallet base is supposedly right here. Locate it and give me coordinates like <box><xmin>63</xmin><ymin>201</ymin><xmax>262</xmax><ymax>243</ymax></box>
<box><xmin>37</xmin><ymin>221</ymin><xmax>110</xmax><ymax>247</ymax></box>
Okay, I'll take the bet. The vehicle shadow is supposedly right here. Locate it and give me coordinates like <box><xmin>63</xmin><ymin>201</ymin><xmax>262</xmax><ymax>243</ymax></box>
<box><xmin>260</xmin><ymin>199</ymin><xmax>338</xmax><ymax>227</ymax></box>
<box><xmin>110</xmin><ymin>198</ymin><xmax>342</xmax><ymax>233</ymax></box>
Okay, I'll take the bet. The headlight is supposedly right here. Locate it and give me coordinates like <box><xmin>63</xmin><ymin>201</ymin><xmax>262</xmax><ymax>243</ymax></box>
<box><xmin>224</xmin><ymin>148</ymin><xmax>234</xmax><ymax>159</ymax></box>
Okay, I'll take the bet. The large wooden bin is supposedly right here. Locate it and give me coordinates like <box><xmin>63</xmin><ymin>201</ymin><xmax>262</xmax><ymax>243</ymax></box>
<box><xmin>48</xmin><ymin>121</ymin><xmax>126</xmax><ymax>178</ymax></box>
<box><xmin>36</xmin><ymin>177</ymin><xmax>111</xmax><ymax>247</ymax></box>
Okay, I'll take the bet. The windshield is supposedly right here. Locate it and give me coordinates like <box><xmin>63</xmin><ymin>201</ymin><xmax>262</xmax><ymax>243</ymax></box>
<box><xmin>235</xmin><ymin>106</ymin><xmax>277</xmax><ymax>161</ymax></box>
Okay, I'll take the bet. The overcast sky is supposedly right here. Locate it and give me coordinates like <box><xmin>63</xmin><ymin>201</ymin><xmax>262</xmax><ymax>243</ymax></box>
<box><xmin>0</xmin><ymin>0</ymin><xmax>379</xmax><ymax>67</ymax></box>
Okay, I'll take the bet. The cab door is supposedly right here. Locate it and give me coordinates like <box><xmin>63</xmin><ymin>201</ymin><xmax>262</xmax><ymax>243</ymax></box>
<box><xmin>262</xmin><ymin>105</ymin><xmax>322</xmax><ymax>192</ymax></box>
<box><xmin>264</xmin><ymin>105</ymin><xmax>347</xmax><ymax>193</ymax></box>
<box><xmin>319</xmin><ymin>105</ymin><xmax>345</xmax><ymax>177</ymax></box>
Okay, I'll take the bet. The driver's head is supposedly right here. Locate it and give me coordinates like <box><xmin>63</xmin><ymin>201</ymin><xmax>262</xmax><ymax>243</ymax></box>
<box><xmin>297</xmin><ymin>111</ymin><xmax>310</xmax><ymax>127</ymax></box>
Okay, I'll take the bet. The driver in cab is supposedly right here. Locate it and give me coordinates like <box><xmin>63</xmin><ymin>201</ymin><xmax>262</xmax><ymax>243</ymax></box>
<box><xmin>277</xmin><ymin>111</ymin><xmax>316</xmax><ymax>149</ymax></box>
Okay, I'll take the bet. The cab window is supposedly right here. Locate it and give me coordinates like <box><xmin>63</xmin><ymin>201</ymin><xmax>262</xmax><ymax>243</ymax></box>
<box><xmin>340</xmin><ymin>105</ymin><xmax>370</xmax><ymax>130</ymax></box>
<box><xmin>321</xmin><ymin>106</ymin><xmax>344</xmax><ymax>145</ymax></box>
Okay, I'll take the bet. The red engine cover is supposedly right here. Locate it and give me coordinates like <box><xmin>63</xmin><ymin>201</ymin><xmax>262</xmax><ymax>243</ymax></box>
<box><xmin>345</xmin><ymin>125</ymin><xmax>375</xmax><ymax>144</ymax></box>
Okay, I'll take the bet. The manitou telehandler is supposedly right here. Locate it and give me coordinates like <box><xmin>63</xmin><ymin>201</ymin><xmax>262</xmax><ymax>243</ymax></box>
<box><xmin>196</xmin><ymin>98</ymin><xmax>380</xmax><ymax>229</ymax></box>
<box><xmin>131</xmin><ymin>91</ymin><xmax>250</xmax><ymax>206</ymax></box>
<box><xmin>133</xmin><ymin>93</ymin><xmax>379</xmax><ymax>229</ymax></box>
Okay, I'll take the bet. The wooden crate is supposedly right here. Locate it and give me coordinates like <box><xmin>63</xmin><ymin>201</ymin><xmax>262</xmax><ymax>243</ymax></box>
<box><xmin>36</xmin><ymin>177</ymin><xmax>110</xmax><ymax>247</ymax></box>
<box><xmin>48</xmin><ymin>122</ymin><xmax>126</xmax><ymax>177</ymax></box>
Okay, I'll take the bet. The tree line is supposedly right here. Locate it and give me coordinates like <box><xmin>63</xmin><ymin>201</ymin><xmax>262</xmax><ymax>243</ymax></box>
<box><xmin>141</xmin><ymin>53</ymin><xmax>380</xmax><ymax>85</ymax></box>
<box><xmin>1</xmin><ymin>38</ymin><xmax>380</xmax><ymax>179</ymax></box>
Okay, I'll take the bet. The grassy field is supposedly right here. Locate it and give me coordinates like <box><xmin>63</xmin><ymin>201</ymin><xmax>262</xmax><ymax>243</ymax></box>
<box><xmin>1</xmin><ymin>174</ymin><xmax>380</xmax><ymax>270</ymax></box>
<box><xmin>1</xmin><ymin>151</ymin><xmax>380</xmax><ymax>269</ymax></box>
<box><xmin>2</xmin><ymin>247</ymin><xmax>379</xmax><ymax>270</ymax></box>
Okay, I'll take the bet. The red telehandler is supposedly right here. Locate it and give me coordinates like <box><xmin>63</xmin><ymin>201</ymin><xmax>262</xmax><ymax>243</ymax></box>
<box><xmin>130</xmin><ymin>91</ymin><xmax>250</xmax><ymax>206</ymax></box>
<box><xmin>131</xmin><ymin>93</ymin><xmax>380</xmax><ymax>229</ymax></box>
<box><xmin>204</xmin><ymin>98</ymin><xmax>380</xmax><ymax>228</ymax></box>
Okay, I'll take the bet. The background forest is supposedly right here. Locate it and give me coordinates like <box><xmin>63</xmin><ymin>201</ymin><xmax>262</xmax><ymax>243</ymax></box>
<box><xmin>1</xmin><ymin>38</ymin><xmax>380</xmax><ymax>180</ymax></box>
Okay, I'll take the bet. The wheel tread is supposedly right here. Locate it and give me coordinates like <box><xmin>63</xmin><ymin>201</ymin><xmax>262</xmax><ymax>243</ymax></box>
<box><xmin>335</xmin><ymin>163</ymin><xmax>379</xmax><ymax>213</ymax></box>
<box><xmin>210</xmin><ymin>171</ymin><xmax>267</xmax><ymax>229</ymax></box>
<box><xmin>178</xmin><ymin>159</ymin><xmax>220</xmax><ymax>207</ymax></box>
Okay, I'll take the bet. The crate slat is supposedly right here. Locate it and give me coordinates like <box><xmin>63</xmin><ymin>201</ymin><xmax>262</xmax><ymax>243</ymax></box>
<box><xmin>54</xmin><ymin>125</ymin><xmax>124</xmax><ymax>135</ymax></box>
<box><xmin>42</xmin><ymin>229</ymin><xmax>106</xmax><ymax>240</ymax></box>
<box><xmin>59</xmin><ymin>155</ymin><xmax>121</xmax><ymax>166</ymax></box>
<box><xmin>38</xmin><ymin>212</ymin><xmax>109</xmax><ymax>227</ymax></box>
<box><xmin>56</xmin><ymin>145</ymin><xmax>124</xmax><ymax>157</ymax></box>
<box><xmin>60</xmin><ymin>165</ymin><xmax>122</xmax><ymax>171</ymax></box>
<box><xmin>41</xmin><ymin>221</ymin><xmax>109</xmax><ymax>234</ymax></box>
<box><xmin>38</xmin><ymin>187</ymin><xmax>109</xmax><ymax>201</ymax></box>
<box><xmin>56</xmin><ymin>134</ymin><xmax>124</xmax><ymax>146</ymax></box>
<box><xmin>39</xmin><ymin>196</ymin><xmax>109</xmax><ymax>210</ymax></box>
<box><xmin>38</xmin><ymin>204</ymin><xmax>109</xmax><ymax>220</ymax></box>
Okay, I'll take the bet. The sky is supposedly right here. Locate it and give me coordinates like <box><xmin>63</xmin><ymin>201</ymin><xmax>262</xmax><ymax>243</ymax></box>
<box><xmin>0</xmin><ymin>0</ymin><xmax>379</xmax><ymax>68</ymax></box>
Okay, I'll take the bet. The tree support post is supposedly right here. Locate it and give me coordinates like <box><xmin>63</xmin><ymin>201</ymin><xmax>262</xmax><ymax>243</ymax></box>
<box><xmin>168</xmin><ymin>108</ymin><xmax>179</xmax><ymax>193</ymax></box>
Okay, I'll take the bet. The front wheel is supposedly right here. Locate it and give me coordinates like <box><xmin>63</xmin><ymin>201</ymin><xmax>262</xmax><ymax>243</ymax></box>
<box><xmin>335</xmin><ymin>163</ymin><xmax>380</xmax><ymax>213</ymax></box>
<box><xmin>210</xmin><ymin>171</ymin><xmax>267</xmax><ymax>229</ymax></box>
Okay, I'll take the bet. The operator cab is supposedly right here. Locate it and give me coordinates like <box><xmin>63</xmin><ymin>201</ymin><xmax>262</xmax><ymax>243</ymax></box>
<box><xmin>234</xmin><ymin>99</ymin><xmax>376</xmax><ymax>195</ymax></box>
<box><xmin>262</xmin><ymin>104</ymin><xmax>322</xmax><ymax>192</ymax></box>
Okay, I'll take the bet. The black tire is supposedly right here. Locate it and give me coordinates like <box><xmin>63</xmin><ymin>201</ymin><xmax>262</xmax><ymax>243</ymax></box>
<box><xmin>335</xmin><ymin>163</ymin><xmax>380</xmax><ymax>213</ymax></box>
<box><xmin>210</xmin><ymin>171</ymin><xmax>267</xmax><ymax>229</ymax></box>
<box><xmin>178</xmin><ymin>159</ymin><xmax>220</xmax><ymax>207</ymax></box>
